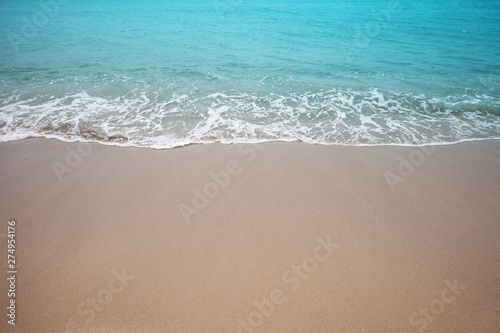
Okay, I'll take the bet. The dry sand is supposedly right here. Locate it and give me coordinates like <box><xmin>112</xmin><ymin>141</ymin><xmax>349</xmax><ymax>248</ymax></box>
<box><xmin>0</xmin><ymin>138</ymin><xmax>499</xmax><ymax>332</ymax></box>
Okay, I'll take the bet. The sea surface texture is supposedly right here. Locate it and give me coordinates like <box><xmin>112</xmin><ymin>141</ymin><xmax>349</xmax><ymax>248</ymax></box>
<box><xmin>1</xmin><ymin>0</ymin><xmax>499</xmax><ymax>148</ymax></box>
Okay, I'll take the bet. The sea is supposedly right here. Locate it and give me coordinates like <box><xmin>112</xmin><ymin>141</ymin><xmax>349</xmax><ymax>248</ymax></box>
<box><xmin>1</xmin><ymin>0</ymin><xmax>499</xmax><ymax>148</ymax></box>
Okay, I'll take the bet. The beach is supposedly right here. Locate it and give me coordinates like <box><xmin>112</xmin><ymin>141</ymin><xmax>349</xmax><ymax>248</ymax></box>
<box><xmin>0</xmin><ymin>138</ymin><xmax>499</xmax><ymax>332</ymax></box>
<box><xmin>1</xmin><ymin>0</ymin><xmax>500</xmax><ymax>331</ymax></box>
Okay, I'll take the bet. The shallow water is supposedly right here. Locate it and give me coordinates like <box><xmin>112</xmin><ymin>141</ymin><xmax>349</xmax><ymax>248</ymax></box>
<box><xmin>1</xmin><ymin>0</ymin><xmax>499</xmax><ymax>148</ymax></box>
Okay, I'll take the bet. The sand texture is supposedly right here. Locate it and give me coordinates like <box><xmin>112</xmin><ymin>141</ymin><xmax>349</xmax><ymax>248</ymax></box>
<box><xmin>0</xmin><ymin>138</ymin><xmax>499</xmax><ymax>332</ymax></box>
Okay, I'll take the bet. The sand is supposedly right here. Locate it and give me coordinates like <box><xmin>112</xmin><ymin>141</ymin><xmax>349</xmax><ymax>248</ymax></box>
<box><xmin>0</xmin><ymin>138</ymin><xmax>499</xmax><ymax>332</ymax></box>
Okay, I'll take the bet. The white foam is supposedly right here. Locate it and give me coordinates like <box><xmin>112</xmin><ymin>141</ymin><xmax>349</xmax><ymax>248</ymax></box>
<box><xmin>1</xmin><ymin>86</ymin><xmax>500</xmax><ymax>149</ymax></box>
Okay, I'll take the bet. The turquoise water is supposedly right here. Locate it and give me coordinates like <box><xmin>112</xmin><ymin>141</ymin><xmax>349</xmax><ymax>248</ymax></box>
<box><xmin>0</xmin><ymin>0</ymin><xmax>499</xmax><ymax>147</ymax></box>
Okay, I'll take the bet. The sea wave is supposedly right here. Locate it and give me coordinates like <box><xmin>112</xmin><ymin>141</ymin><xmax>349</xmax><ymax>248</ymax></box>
<box><xmin>1</xmin><ymin>84</ymin><xmax>499</xmax><ymax>149</ymax></box>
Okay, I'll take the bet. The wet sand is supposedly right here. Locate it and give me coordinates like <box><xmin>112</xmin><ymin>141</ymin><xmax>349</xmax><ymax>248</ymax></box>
<box><xmin>0</xmin><ymin>138</ymin><xmax>499</xmax><ymax>332</ymax></box>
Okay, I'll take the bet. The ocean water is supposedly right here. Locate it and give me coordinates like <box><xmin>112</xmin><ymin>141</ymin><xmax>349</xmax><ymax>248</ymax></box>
<box><xmin>0</xmin><ymin>0</ymin><xmax>499</xmax><ymax>148</ymax></box>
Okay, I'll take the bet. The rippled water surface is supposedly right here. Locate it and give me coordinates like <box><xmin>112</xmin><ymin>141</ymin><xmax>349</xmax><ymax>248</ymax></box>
<box><xmin>1</xmin><ymin>0</ymin><xmax>499</xmax><ymax>147</ymax></box>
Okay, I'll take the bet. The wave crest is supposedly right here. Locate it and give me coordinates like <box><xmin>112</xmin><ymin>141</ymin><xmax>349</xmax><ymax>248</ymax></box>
<box><xmin>1</xmin><ymin>85</ymin><xmax>499</xmax><ymax>148</ymax></box>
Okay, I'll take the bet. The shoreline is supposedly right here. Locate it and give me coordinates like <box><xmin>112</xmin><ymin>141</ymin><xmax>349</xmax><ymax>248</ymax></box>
<box><xmin>1</xmin><ymin>135</ymin><xmax>500</xmax><ymax>151</ymax></box>
<box><xmin>0</xmin><ymin>137</ymin><xmax>499</xmax><ymax>332</ymax></box>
